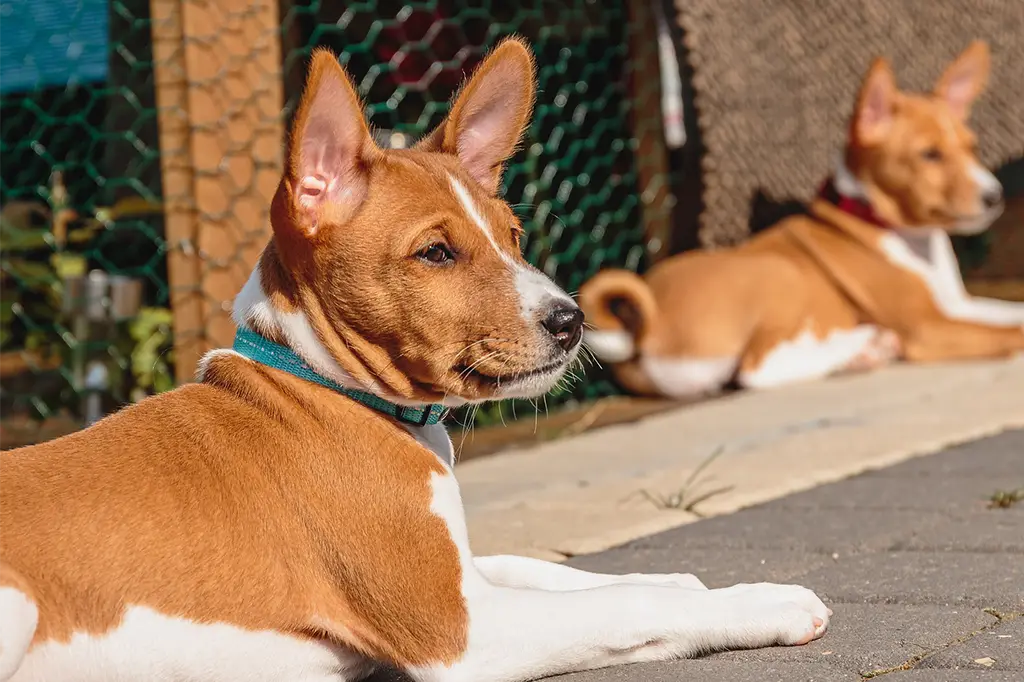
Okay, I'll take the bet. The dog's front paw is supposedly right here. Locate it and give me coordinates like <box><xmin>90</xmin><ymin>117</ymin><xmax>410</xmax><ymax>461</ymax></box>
<box><xmin>874</xmin><ymin>329</ymin><xmax>903</xmax><ymax>361</ymax></box>
<box><xmin>845</xmin><ymin>328</ymin><xmax>902</xmax><ymax>372</ymax></box>
<box><xmin>722</xmin><ymin>583</ymin><xmax>831</xmax><ymax>646</ymax></box>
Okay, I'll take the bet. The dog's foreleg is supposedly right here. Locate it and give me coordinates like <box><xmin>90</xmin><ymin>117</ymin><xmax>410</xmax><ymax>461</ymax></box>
<box><xmin>926</xmin><ymin>230</ymin><xmax>1024</xmax><ymax>326</ymax></box>
<box><xmin>953</xmin><ymin>297</ymin><xmax>1024</xmax><ymax>326</ymax></box>
<box><xmin>414</xmin><ymin>472</ymin><xmax>829</xmax><ymax>682</ymax></box>
<box><xmin>414</xmin><ymin>580</ymin><xmax>829</xmax><ymax>682</ymax></box>
<box><xmin>474</xmin><ymin>555</ymin><xmax>707</xmax><ymax>591</ymax></box>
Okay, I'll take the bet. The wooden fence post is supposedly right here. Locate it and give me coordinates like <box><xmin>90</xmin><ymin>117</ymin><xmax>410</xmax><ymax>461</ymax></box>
<box><xmin>625</xmin><ymin>0</ymin><xmax>673</xmax><ymax>263</ymax></box>
<box><xmin>151</xmin><ymin>0</ymin><xmax>284</xmax><ymax>383</ymax></box>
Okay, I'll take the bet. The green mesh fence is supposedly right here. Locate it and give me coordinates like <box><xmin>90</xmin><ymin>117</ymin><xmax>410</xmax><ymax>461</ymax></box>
<box><xmin>0</xmin><ymin>0</ymin><xmax>672</xmax><ymax>444</ymax></box>
<box><xmin>1</xmin><ymin>1</ymin><xmax>171</xmax><ymax>445</ymax></box>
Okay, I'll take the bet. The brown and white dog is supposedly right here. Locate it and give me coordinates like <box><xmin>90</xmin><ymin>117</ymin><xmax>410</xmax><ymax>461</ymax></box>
<box><xmin>581</xmin><ymin>42</ymin><xmax>1024</xmax><ymax>399</ymax></box>
<box><xmin>0</xmin><ymin>39</ymin><xmax>831</xmax><ymax>682</ymax></box>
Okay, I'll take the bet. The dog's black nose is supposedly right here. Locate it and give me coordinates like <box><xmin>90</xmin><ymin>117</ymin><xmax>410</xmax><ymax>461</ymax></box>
<box><xmin>541</xmin><ymin>303</ymin><xmax>584</xmax><ymax>352</ymax></box>
<box><xmin>983</xmin><ymin>188</ymin><xmax>1004</xmax><ymax>210</ymax></box>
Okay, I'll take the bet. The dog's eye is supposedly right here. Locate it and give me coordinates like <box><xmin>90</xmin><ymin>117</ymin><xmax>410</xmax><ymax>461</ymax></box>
<box><xmin>418</xmin><ymin>243</ymin><xmax>454</xmax><ymax>265</ymax></box>
<box><xmin>921</xmin><ymin>147</ymin><xmax>944</xmax><ymax>162</ymax></box>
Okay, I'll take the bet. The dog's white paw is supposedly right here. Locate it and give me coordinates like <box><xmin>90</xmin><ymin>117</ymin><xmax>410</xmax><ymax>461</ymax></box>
<box><xmin>872</xmin><ymin>329</ymin><xmax>902</xmax><ymax>361</ymax></box>
<box><xmin>626</xmin><ymin>572</ymin><xmax>708</xmax><ymax>590</ymax></box>
<box><xmin>844</xmin><ymin>328</ymin><xmax>901</xmax><ymax>372</ymax></box>
<box><xmin>721</xmin><ymin>583</ymin><xmax>831</xmax><ymax>646</ymax></box>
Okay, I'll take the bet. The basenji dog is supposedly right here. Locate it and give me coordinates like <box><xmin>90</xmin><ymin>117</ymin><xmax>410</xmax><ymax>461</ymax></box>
<box><xmin>581</xmin><ymin>41</ymin><xmax>1024</xmax><ymax>399</ymax></box>
<box><xmin>0</xmin><ymin>39</ymin><xmax>831</xmax><ymax>682</ymax></box>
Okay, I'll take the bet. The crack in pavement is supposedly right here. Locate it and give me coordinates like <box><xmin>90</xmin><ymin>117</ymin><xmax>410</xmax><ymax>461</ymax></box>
<box><xmin>859</xmin><ymin>610</ymin><xmax>1022</xmax><ymax>678</ymax></box>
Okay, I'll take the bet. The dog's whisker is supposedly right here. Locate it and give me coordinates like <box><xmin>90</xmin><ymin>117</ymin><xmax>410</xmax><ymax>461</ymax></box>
<box><xmin>451</xmin><ymin>338</ymin><xmax>510</xmax><ymax>363</ymax></box>
<box><xmin>579</xmin><ymin>344</ymin><xmax>603</xmax><ymax>370</ymax></box>
<box><xmin>457</xmin><ymin>350</ymin><xmax>508</xmax><ymax>383</ymax></box>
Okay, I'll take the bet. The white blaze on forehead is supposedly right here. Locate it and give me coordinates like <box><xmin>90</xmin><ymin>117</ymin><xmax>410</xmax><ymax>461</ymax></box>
<box><xmin>939</xmin><ymin>110</ymin><xmax>960</xmax><ymax>142</ymax></box>
<box><xmin>448</xmin><ymin>174</ymin><xmax>573</xmax><ymax>319</ymax></box>
<box><xmin>449</xmin><ymin>175</ymin><xmax>510</xmax><ymax>263</ymax></box>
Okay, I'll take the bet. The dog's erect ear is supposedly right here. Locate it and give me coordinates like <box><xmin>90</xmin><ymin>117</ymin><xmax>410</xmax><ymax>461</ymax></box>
<box><xmin>287</xmin><ymin>49</ymin><xmax>376</xmax><ymax>234</ymax></box>
<box><xmin>935</xmin><ymin>41</ymin><xmax>990</xmax><ymax>121</ymax></box>
<box><xmin>851</xmin><ymin>58</ymin><xmax>897</xmax><ymax>147</ymax></box>
<box><xmin>416</xmin><ymin>37</ymin><xmax>536</xmax><ymax>194</ymax></box>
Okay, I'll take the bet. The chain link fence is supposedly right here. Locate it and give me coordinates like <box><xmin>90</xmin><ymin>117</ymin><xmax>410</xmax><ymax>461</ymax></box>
<box><xmin>1</xmin><ymin>0</ymin><xmax>172</xmax><ymax>444</ymax></box>
<box><xmin>1</xmin><ymin>0</ymin><xmax>674</xmax><ymax>443</ymax></box>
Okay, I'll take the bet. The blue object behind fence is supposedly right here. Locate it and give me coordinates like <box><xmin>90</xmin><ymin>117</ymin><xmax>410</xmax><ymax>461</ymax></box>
<box><xmin>0</xmin><ymin>0</ymin><xmax>108</xmax><ymax>94</ymax></box>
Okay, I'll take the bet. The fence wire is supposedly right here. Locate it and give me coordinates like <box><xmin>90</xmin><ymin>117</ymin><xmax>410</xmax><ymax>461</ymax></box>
<box><xmin>0</xmin><ymin>0</ymin><xmax>673</xmax><ymax>443</ymax></box>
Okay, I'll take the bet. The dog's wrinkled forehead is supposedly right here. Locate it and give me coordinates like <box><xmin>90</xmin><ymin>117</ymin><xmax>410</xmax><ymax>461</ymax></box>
<box><xmin>883</xmin><ymin>97</ymin><xmax>974</xmax><ymax>173</ymax></box>
<box><xmin>442</xmin><ymin>166</ymin><xmax>572</xmax><ymax>318</ymax></box>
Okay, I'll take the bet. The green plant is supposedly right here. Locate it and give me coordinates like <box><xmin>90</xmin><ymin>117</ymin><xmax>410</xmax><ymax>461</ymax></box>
<box><xmin>1</xmin><ymin>174</ymin><xmax>169</xmax><ymax>418</ymax></box>
<box><xmin>988</xmin><ymin>487</ymin><xmax>1024</xmax><ymax>509</ymax></box>
<box><xmin>127</xmin><ymin>307</ymin><xmax>175</xmax><ymax>396</ymax></box>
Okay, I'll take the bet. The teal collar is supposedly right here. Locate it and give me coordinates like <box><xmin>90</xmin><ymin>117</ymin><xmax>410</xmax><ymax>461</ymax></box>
<box><xmin>232</xmin><ymin>327</ymin><xmax>447</xmax><ymax>427</ymax></box>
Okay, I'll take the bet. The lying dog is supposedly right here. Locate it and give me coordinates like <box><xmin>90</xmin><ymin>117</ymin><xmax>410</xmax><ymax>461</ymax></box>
<box><xmin>581</xmin><ymin>41</ymin><xmax>1024</xmax><ymax>399</ymax></box>
<box><xmin>0</xmin><ymin>39</ymin><xmax>829</xmax><ymax>682</ymax></box>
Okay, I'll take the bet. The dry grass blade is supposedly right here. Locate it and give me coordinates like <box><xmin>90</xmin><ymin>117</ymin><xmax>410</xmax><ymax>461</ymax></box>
<box><xmin>625</xmin><ymin>445</ymin><xmax>734</xmax><ymax>514</ymax></box>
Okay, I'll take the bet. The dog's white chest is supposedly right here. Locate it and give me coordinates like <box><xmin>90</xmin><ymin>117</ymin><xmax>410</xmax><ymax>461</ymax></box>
<box><xmin>879</xmin><ymin>229</ymin><xmax>963</xmax><ymax>312</ymax></box>
<box><xmin>13</xmin><ymin>606</ymin><xmax>368</xmax><ymax>682</ymax></box>
<box><xmin>879</xmin><ymin>229</ymin><xmax>1024</xmax><ymax>327</ymax></box>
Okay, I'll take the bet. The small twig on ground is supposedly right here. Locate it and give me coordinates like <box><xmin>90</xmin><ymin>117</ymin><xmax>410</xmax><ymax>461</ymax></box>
<box><xmin>559</xmin><ymin>400</ymin><xmax>609</xmax><ymax>438</ymax></box>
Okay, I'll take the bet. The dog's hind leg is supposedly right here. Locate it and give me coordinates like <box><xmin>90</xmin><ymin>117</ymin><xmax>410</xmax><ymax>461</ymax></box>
<box><xmin>0</xmin><ymin>564</ymin><xmax>38</xmax><ymax>681</ymax></box>
<box><xmin>737</xmin><ymin>323</ymin><xmax>881</xmax><ymax>390</ymax></box>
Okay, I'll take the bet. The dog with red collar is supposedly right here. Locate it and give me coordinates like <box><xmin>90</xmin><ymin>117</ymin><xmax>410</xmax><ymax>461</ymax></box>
<box><xmin>581</xmin><ymin>41</ymin><xmax>1024</xmax><ymax>399</ymax></box>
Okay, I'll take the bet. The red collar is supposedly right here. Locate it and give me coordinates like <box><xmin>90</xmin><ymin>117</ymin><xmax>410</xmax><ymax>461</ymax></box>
<box><xmin>817</xmin><ymin>178</ymin><xmax>891</xmax><ymax>229</ymax></box>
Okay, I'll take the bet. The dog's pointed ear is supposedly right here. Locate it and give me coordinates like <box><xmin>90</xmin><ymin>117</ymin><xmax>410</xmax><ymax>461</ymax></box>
<box><xmin>851</xmin><ymin>57</ymin><xmax>897</xmax><ymax>147</ymax></box>
<box><xmin>416</xmin><ymin>37</ymin><xmax>536</xmax><ymax>194</ymax></box>
<box><xmin>287</xmin><ymin>49</ymin><xmax>376</xmax><ymax>235</ymax></box>
<box><xmin>935</xmin><ymin>41</ymin><xmax>990</xmax><ymax>121</ymax></box>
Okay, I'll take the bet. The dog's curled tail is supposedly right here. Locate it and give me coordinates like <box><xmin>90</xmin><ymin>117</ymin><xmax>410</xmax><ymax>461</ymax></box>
<box><xmin>578</xmin><ymin>269</ymin><xmax>658</xmax><ymax>363</ymax></box>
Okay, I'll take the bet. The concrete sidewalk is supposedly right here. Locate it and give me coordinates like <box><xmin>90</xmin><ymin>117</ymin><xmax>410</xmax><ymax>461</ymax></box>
<box><xmin>460</xmin><ymin>358</ymin><xmax>1024</xmax><ymax>560</ymax></box>
<box><xmin>556</xmin><ymin>429</ymin><xmax>1024</xmax><ymax>681</ymax></box>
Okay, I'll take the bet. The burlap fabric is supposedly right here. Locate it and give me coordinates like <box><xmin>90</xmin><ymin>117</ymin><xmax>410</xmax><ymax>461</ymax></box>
<box><xmin>672</xmin><ymin>0</ymin><xmax>1024</xmax><ymax>247</ymax></box>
